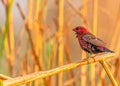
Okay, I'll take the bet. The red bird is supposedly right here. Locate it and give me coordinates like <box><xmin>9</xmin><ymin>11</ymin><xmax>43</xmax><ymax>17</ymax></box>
<box><xmin>73</xmin><ymin>26</ymin><xmax>114</xmax><ymax>54</ymax></box>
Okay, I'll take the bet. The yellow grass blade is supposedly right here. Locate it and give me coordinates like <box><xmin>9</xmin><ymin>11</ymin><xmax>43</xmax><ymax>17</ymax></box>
<box><xmin>57</xmin><ymin>0</ymin><xmax>64</xmax><ymax>86</ymax></box>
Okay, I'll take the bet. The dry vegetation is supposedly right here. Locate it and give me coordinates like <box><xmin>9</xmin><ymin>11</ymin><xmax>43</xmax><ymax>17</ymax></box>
<box><xmin>0</xmin><ymin>0</ymin><xmax>120</xmax><ymax>86</ymax></box>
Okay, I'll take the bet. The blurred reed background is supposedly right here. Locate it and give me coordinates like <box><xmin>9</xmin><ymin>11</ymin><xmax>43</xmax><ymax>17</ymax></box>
<box><xmin>0</xmin><ymin>0</ymin><xmax>120</xmax><ymax>86</ymax></box>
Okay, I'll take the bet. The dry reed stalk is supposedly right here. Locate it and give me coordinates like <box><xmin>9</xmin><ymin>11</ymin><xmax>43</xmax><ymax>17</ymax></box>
<box><xmin>100</xmin><ymin>61</ymin><xmax>118</xmax><ymax>86</ymax></box>
<box><xmin>98</xmin><ymin>57</ymin><xmax>119</xmax><ymax>85</ymax></box>
<box><xmin>16</xmin><ymin>3</ymin><xmax>49</xmax><ymax>85</ymax></box>
<box><xmin>20</xmin><ymin>51</ymin><xmax>29</xmax><ymax>76</ymax></box>
<box><xmin>81</xmin><ymin>0</ymin><xmax>87</xmax><ymax>85</ymax></box>
<box><xmin>35</xmin><ymin>0</ymin><xmax>44</xmax><ymax>71</ymax></box>
<box><xmin>3</xmin><ymin>53</ymin><xmax>115</xmax><ymax>86</ymax></box>
<box><xmin>92</xmin><ymin>0</ymin><xmax>98</xmax><ymax>35</ymax></box>
<box><xmin>49</xmin><ymin>42</ymin><xmax>56</xmax><ymax>69</ymax></box>
<box><xmin>33</xmin><ymin>4</ymin><xmax>43</xmax><ymax>86</ymax></box>
<box><xmin>28</xmin><ymin>0</ymin><xmax>48</xmax><ymax>85</ymax></box>
<box><xmin>57</xmin><ymin>0</ymin><xmax>64</xmax><ymax>86</ymax></box>
<box><xmin>38</xmin><ymin>0</ymin><xmax>49</xmax><ymax>85</ymax></box>
<box><xmin>0</xmin><ymin>0</ymin><xmax>7</xmax><ymax>60</ymax></box>
<box><xmin>26</xmin><ymin>9</ymin><xmax>42</xmax><ymax>71</ymax></box>
<box><xmin>66</xmin><ymin>0</ymin><xmax>88</xmax><ymax>27</ymax></box>
<box><xmin>15</xmin><ymin>20</ymin><xmax>26</xmax><ymax>55</ymax></box>
<box><xmin>64</xmin><ymin>21</ymin><xmax>76</xmax><ymax>86</ymax></box>
<box><xmin>88</xmin><ymin>0</ymin><xmax>98</xmax><ymax>86</ymax></box>
<box><xmin>81</xmin><ymin>51</ymin><xmax>87</xmax><ymax>86</ymax></box>
<box><xmin>47</xmin><ymin>41</ymin><xmax>57</xmax><ymax>86</ymax></box>
<box><xmin>17</xmin><ymin>2</ymin><xmax>42</xmax><ymax>70</ymax></box>
<box><xmin>33</xmin><ymin>0</ymin><xmax>40</xmax><ymax>57</ymax></box>
<box><xmin>3</xmin><ymin>0</ymin><xmax>15</xmax><ymax>76</ymax></box>
<box><xmin>114</xmin><ymin>57</ymin><xmax>120</xmax><ymax>83</ymax></box>
<box><xmin>116</xmin><ymin>39</ymin><xmax>120</xmax><ymax>55</ymax></box>
<box><xmin>27</xmin><ymin>0</ymin><xmax>33</xmax><ymax>30</ymax></box>
<box><xmin>97</xmin><ymin>69</ymin><xmax>105</xmax><ymax>86</ymax></box>
<box><xmin>64</xmin><ymin>77</ymin><xmax>76</xmax><ymax>86</ymax></box>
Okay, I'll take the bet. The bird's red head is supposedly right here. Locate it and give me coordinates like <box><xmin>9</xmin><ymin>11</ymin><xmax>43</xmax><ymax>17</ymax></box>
<box><xmin>72</xmin><ymin>26</ymin><xmax>88</xmax><ymax>35</ymax></box>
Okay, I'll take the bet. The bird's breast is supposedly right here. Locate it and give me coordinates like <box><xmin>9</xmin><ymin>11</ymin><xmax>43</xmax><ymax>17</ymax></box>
<box><xmin>77</xmin><ymin>37</ymin><xmax>94</xmax><ymax>53</ymax></box>
<box><xmin>78</xmin><ymin>38</ymin><xmax>88</xmax><ymax>49</ymax></box>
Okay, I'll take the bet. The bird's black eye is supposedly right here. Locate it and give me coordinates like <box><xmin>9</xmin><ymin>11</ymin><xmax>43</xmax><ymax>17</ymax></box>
<box><xmin>76</xmin><ymin>27</ymin><xmax>79</xmax><ymax>30</ymax></box>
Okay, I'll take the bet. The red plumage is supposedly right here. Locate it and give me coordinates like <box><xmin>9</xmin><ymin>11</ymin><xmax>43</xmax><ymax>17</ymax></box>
<box><xmin>73</xmin><ymin>26</ymin><xmax>114</xmax><ymax>54</ymax></box>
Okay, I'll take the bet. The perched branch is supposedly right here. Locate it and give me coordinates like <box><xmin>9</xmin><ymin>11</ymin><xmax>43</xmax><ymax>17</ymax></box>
<box><xmin>0</xmin><ymin>74</ymin><xmax>12</xmax><ymax>80</ymax></box>
<box><xmin>3</xmin><ymin>53</ymin><xmax>115</xmax><ymax>86</ymax></box>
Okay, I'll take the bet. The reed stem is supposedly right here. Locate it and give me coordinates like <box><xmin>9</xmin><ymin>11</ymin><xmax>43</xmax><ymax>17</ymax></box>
<box><xmin>100</xmin><ymin>61</ymin><xmax>118</xmax><ymax>86</ymax></box>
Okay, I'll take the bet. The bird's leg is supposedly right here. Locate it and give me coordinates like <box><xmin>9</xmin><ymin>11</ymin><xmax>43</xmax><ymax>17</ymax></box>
<box><xmin>89</xmin><ymin>54</ymin><xmax>98</xmax><ymax>62</ymax></box>
<box><xmin>82</xmin><ymin>53</ymin><xmax>97</xmax><ymax>63</ymax></box>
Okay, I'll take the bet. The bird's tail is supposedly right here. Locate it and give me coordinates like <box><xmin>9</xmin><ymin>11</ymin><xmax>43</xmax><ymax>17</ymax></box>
<box><xmin>105</xmin><ymin>48</ymin><xmax>114</xmax><ymax>53</ymax></box>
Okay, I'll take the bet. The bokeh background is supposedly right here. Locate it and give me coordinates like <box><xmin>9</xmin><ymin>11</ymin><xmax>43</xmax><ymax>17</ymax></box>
<box><xmin>0</xmin><ymin>0</ymin><xmax>120</xmax><ymax>86</ymax></box>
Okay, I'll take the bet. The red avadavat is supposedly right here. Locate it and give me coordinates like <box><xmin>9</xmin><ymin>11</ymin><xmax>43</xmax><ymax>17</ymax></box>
<box><xmin>73</xmin><ymin>26</ymin><xmax>114</xmax><ymax>54</ymax></box>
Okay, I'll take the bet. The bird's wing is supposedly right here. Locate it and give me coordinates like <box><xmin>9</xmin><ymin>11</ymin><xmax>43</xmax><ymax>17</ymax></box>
<box><xmin>82</xmin><ymin>33</ymin><xmax>106</xmax><ymax>47</ymax></box>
